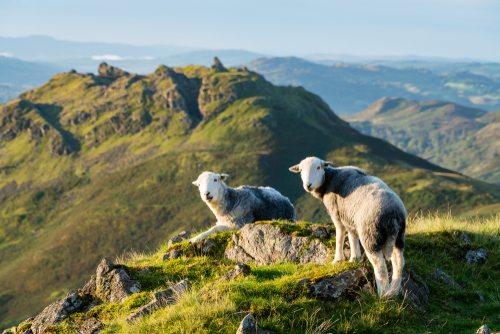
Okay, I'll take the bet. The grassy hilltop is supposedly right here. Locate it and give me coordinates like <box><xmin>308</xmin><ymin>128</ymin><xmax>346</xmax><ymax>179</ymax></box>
<box><xmin>343</xmin><ymin>98</ymin><xmax>500</xmax><ymax>186</ymax></box>
<box><xmin>1</xmin><ymin>60</ymin><xmax>500</xmax><ymax>330</ymax></box>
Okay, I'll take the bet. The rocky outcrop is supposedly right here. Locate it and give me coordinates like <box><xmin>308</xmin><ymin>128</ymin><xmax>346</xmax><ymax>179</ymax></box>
<box><xmin>98</xmin><ymin>63</ymin><xmax>129</xmax><ymax>78</ymax></box>
<box><xmin>211</xmin><ymin>57</ymin><xmax>228</xmax><ymax>72</ymax></box>
<box><xmin>466</xmin><ymin>248</ymin><xmax>487</xmax><ymax>265</ymax></box>
<box><xmin>126</xmin><ymin>279</ymin><xmax>191</xmax><ymax>322</ymax></box>
<box><xmin>224</xmin><ymin>224</ymin><xmax>333</xmax><ymax>265</ymax></box>
<box><xmin>31</xmin><ymin>290</ymin><xmax>82</xmax><ymax>334</ymax></box>
<box><xmin>398</xmin><ymin>270</ymin><xmax>429</xmax><ymax>309</ymax></box>
<box><xmin>219</xmin><ymin>264</ymin><xmax>251</xmax><ymax>282</ymax></box>
<box><xmin>76</xmin><ymin>317</ymin><xmax>104</xmax><ymax>334</ymax></box>
<box><xmin>307</xmin><ymin>268</ymin><xmax>368</xmax><ymax>300</ymax></box>
<box><xmin>236</xmin><ymin>313</ymin><xmax>277</xmax><ymax>334</ymax></box>
<box><xmin>80</xmin><ymin>258</ymin><xmax>141</xmax><ymax>303</ymax></box>
<box><xmin>430</xmin><ymin>268</ymin><xmax>463</xmax><ymax>290</ymax></box>
<box><xmin>168</xmin><ymin>230</ymin><xmax>192</xmax><ymax>246</ymax></box>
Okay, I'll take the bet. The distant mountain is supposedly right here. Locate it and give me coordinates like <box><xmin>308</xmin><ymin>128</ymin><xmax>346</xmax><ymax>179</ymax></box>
<box><xmin>247</xmin><ymin>57</ymin><xmax>500</xmax><ymax>114</ymax></box>
<box><xmin>0</xmin><ymin>56</ymin><xmax>62</xmax><ymax>103</ymax></box>
<box><xmin>0</xmin><ymin>35</ymin><xmax>198</xmax><ymax>61</ymax></box>
<box><xmin>1</xmin><ymin>61</ymin><xmax>499</xmax><ymax>329</ymax></box>
<box><xmin>343</xmin><ymin>98</ymin><xmax>500</xmax><ymax>185</ymax></box>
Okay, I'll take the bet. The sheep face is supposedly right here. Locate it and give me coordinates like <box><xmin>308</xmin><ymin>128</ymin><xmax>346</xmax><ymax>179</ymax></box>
<box><xmin>192</xmin><ymin>172</ymin><xmax>228</xmax><ymax>203</ymax></box>
<box><xmin>289</xmin><ymin>157</ymin><xmax>333</xmax><ymax>192</ymax></box>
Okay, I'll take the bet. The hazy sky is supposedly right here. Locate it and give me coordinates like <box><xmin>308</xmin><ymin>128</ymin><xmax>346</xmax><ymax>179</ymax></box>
<box><xmin>0</xmin><ymin>0</ymin><xmax>499</xmax><ymax>61</ymax></box>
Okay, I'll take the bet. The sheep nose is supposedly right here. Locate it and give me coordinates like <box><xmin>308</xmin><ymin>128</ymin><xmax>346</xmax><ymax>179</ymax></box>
<box><xmin>307</xmin><ymin>183</ymin><xmax>312</xmax><ymax>190</ymax></box>
<box><xmin>205</xmin><ymin>191</ymin><xmax>211</xmax><ymax>196</ymax></box>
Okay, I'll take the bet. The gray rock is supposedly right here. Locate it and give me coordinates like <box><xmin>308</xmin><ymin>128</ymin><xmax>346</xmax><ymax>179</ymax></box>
<box><xmin>226</xmin><ymin>224</ymin><xmax>309</xmax><ymax>265</ymax></box>
<box><xmin>197</xmin><ymin>238</ymin><xmax>217</xmax><ymax>253</ymax></box>
<box><xmin>138</xmin><ymin>268</ymin><xmax>152</xmax><ymax>274</ymax></box>
<box><xmin>459</xmin><ymin>233</ymin><xmax>473</xmax><ymax>244</ymax></box>
<box><xmin>31</xmin><ymin>290</ymin><xmax>83</xmax><ymax>334</ymax></box>
<box><xmin>466</xmin><ymin>248</ymin><xmax>487</xmax><ymax>265</ymax></box>
<box><xmin>225</xmin><ymin>245</ymin><xmax>255</xmax><ymax>263</ymax></box>
<box><xmin>77</xmin><ymin>317</ymin><xmax>104</xmax><ymax>334</ymax></box>
<box><xmin>219</xmin><ymin>264</ymin><xmax>251</xmax><ymax>282</ymax></box>
<box><xmin>309</xmin><ymin>267</ymin><xmax>368</xmax><ymax>299</ymax></box>
<box><xmin>162</xmin><ymin>249</ymin><xmax>184</xmax><ymax>261</ymax></box>
<box><xmin>168</xmin><ymin>231</ymin><xmax>191</xmax><ymax>247</ymax></box>
<box><xmin>398</xmin><ymin>270</ymin><xmax>429</xmax><ymax>309</ymax></box>
<box><xmin>300</xmin><ymin>240</ymin><xmax>330</xmax><ymax>264</ymax></box>
<box><xmin>430</xmin><ymin>268</ymin><xmax>463</xmax><ymax>290</ymax></box>
<box><xmin>126</xmin><ymin>279</ymin><xmax>191</xmax><ymax>322</ymax></box>
<box><xmin>324</xmin><ymin>225</ymin><xmax>335</xmax><ymax>238</ymax></box>
<box><xmin>476</xmin><ymin>325</ymin><xmax>491</xmax><ymax>334</ymax></box>
<box><xmin>311</xmin><ymin>226</ymin><xmax>329</xmax><ymax>239</ymax></box>
<box><xmin>298</xmin><ymin>278</ymin><xmax>311</xmax><ymax>285</ymax></box>
<box><xmin>236</xmin><ymin>313</ymin><xmax>277</xmax><ymax>334</ymax></box>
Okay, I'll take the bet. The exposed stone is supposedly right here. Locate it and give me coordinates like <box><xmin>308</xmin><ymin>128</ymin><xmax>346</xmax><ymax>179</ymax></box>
<box><xmin>459</xmin><ymin>233</ymin><xmax>473</xmax><ymax>244</ymax></box>
<box><xmin>167</xmin><ymin>231</ymin><xmax>191</xmax><ymax>246</ymax></box>
<box><xmin>126</xmin><ymin>279</ymin><xmax>191</xmax><ymax>322</ymax></box>
<box><xmin>300</xmin><ymin>240</ymin><xmax>330</xmax><ymax>264</ymax></box>
<box><xmin>430</xmin><ymin>268</ymin><xmax>463</xmax><ymax>290</ymax></box>
<box><xmin>325</xmin><ymin>225</ymin><xmax>335</xmax><ymax>238</ymax></box>
<box><xmin>311</xmin><ymin>226</ymin><xmax>329</xmax><ymax>239</ymax></box>
<box><xmin>309</xmin><ymin>267</ymin><xmax>368</xmax><ymax>300</ymax></box>
<box><xmin>31</xmin><ymin>290</ymin><xmax>83</xmax><ymax>334</ymax></box>
<box><xmin>197</xmin><ymin>238</ymin><xmax>217</xmax><ymax>253</ymax></box>
<box><xmin>236</xmin><ymin>313</ymin><xmax>277</xmax><ymax>334</ymax></box>
<box><xmin>466</xmin><ymin>248</ymin><xmax>487</xmax><ymax>265</ymax></box>
<box><xmin>398</xmin><ymin>270</ymin><xmax>429</xmax><ymax>309</ymax></box>
<box><xmin>224</xmin><ymin>245</ymin><xmax>255</xmax><ymax>263</ymax></box>
<box><xmin>211</xmin><ymin>57</ymin><xmax>228</xmax><ymax>72</ymax></box>
<box><xmin>219</xmin><ymin>264</ymin><xmax>251</xmax><ymax>282</ymax></box>
<box><xmin>98</xmin><ymin>62</ymin><xmax>129</xmax><ymax>78</ymax></box>
<box><xmin>76</xmin><ymin>317</ymin><xmax>104</xmax><ymax>334</ymax></box>
<box><xmin>298</xmin><ymin>278</ymin><xmax>311</xmax><ymax>285</ymax></box>
<box><xmin>476</xmin><ymin>325</ymin><xmax>492</xmax><ymax>334</ymax></box>
<box><xmin>138</xmin><ymin>268</ymin><xmax>152</xmax><ymax>274</ymax></box>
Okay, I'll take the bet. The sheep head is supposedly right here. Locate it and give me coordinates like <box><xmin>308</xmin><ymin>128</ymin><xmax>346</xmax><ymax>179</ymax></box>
<box><xmin>192</xmin><ymin>171</ymin><xmax>228</xmax><ymax>203</ymax></box>
<box><xmin>289</xmin><ymin>157</ymin><xmax>332</xmax><ymax>192</ymax></box>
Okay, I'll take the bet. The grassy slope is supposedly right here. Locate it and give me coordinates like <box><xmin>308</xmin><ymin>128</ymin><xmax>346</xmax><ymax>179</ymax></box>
<box><xmin>247</xmin><ymin>57</ymin><xmax>500</xmax><ymax>115</ymax></box>
<box><xmin>1</xmin><ymin>64</ymin><xmax>500</xmax><ymax>330</ymax></box>
<box><xmin>15</xmin><ymin>214</ymin><xmax>500</xmax><ymax>334</ymax></box>
<box><xmin>342</xmin><ymin>98</ymin><xmax>500</xmax><ymax>185</ymax></box>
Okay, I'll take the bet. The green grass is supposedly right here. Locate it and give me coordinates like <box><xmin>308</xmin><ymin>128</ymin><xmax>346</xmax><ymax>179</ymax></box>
<box><xmin>28</xmin><ymin>214</ymin><xmax>500</xmax><ymax>334</ymax></box>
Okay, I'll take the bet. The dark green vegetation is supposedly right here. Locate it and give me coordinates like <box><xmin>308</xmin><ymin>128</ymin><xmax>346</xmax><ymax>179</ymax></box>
<box><xmin>1</xmin><ymin>61</ymin><xmax>500</xmax><ymax>330</ymax></box>
<box><xmin>343</xmin><ymin>98</ymin><xmax>500</xmax><ymax>186</ymax></box>
<box><xmin>0</xmin><ymin>56</ymin><xmax>61</xmax><ymax>103</ymax></box>
<box><xmin>247</xmin><ymin>57</ymin><xmax>500</xmax><ymax>114</ymax></box>
<box><xmin>15</xmin><ymin>217</ymin><xmax>500</xmax><ymax>334</ymax></box>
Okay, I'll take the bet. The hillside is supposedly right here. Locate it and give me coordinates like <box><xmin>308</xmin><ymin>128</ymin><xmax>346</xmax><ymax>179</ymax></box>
<box><xmin>343</xmin><ymin>98</ymin><xmax>500</xmax><ymax>185</ymax></box>
<box><xmin>247</xmin><ymin>57</ymin><xmax>500</xmax><ymax>114</ymax></box>
<box><xmin>1</xmin><ymin>60</ymin><xmax>500</xmax><ymax>330</ymax></box>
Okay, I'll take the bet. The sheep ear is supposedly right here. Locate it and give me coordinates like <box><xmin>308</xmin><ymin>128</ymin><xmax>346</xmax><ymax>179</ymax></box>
<box><xmin>289</xmin><ymin>165</ymin><xmax>300</xmax><ymax>173</ymax></box>
<box><xmin>192</xmin><ymin>181</ymin><xmax>199</xmax><ymax>186</ymax></box>
<box><xmin>220</xmin><ymin>174</ymin><xmax>229</xmax><ymax>181</ymax></box>
<box><xmin>322</xmin><ymin>161</ymin><xmax>333</xmax><ymax>168</ymax></box>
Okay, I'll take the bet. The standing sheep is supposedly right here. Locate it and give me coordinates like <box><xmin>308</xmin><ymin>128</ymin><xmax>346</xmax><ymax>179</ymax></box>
<box><xmin>289</xmin><ymin>157</ymin><xmax>406</xmax><ymax>297</ymax></box>
<box><xmin>189</xmin><ymin>171</ymin><xmax>297</xmax><ymax>243</ymax></box>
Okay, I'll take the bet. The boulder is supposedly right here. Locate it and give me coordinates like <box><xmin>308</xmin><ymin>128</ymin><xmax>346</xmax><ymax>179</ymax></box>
<box><xmin>236</xmin><ymin>313</ymin><xmax>277</xmax><ymax>334</ymax></box>
<box><xmin>476</xmin><ymin>325</ymin><xmax>491</xmax><ymax>334</ymax></box>
<box><xmin>398</xmin><ymin>270</ymin><xmax>429</xmax><ymax>309</ymax></box>
<box><xmin>31</xmin><ymin>290</ymin><xmax>83</xmax><ymax>334</ymax></box>
<box><xmin>224</xmin><ymin>224</ymin><xmax>332</xmax><ymax>265</ymax></box>
<box><xmin>430</xmin><ymin>268</ymin><xmax>463</xmax><ymax>290</ymax></box>
<box><xmin>76</xmin><ymin>317</ymin><xmax>104</xmax><ymax>334</ymax></box>
<box><xmin>219</xmin><ymin>264</ymin><xmax>251</xmax><ymax>282</ymax></box>
<box><xmin>167</xmin><ymin>231</ymin><xmax>191</xmax><ymax>247</ymax></box>
<box><xmin>80</xmin><ymin>258</ymin><xmax>141</xmax><ymax>303</ymax></box>
<box><xmin>466</xmin><ymin>248</ymin><xmax>487</xmax><ymax>265</ymax></box>
<box><xmin>309</xmin><ymin>267</ymin><xmax>368</xmax><ymax>299</ymax></box>
<box><xmin>126</xmin><ymin>279</ymin><xmax>191</xmax><ymax>322</ymax></box>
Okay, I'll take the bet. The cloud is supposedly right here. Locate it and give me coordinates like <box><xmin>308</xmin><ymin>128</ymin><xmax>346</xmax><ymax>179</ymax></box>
<box><xmin>91</xmin><ymin>55</ymin><xmax>122</xmax><ymax>61</ymax></box>
<box><xmin>0</xmin><ymin>52</ymin><xmax>13</xmax><ymax>57</ymax></box>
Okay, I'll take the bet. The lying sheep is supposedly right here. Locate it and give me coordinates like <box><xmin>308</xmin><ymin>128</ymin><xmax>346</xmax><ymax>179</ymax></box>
<box><xmin>189</xmin><ymin>171</ymin><xmax>297</xmax><ymax>243</ymax></box>
<box><xmin>289</xmin><ymin>157</ymin><xmax>406</xmax><ymax>297</ymax></box>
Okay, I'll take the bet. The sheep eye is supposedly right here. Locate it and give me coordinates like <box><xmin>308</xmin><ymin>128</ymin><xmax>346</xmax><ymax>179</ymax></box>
<box><xmin>317</xmin><ymin>166</ymin><xmax>320</xmax><ymax>170</ymax></box>
<box><xmin>214</xmin><ymin>179</ymin><xmax>218</xmax><ymax>182</ymax></box>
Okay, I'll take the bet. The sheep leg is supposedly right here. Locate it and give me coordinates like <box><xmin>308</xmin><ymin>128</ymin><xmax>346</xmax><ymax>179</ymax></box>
<box><xmin>332</xmin><ymin>224</ymin><xmax>346</xmax><ymax>264</ymax></box>
<box><xmin>348</xmin><ymin>232</ymin><xmax>362</xmax><ymax>263</ymax></box>
<box><xmin>189</xmin><ymin>224</ymin><xmax>234</xmax><ymax>244</ymax></box>
<box><xmin>387</xmin><ymin>247</ymin><xmax>404</xmax><ymax>296</ymax></box>
<box><xmin>365</xmin><ymin>250</ymin><xmax>390</xmax><ymax>297</ymax></box>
